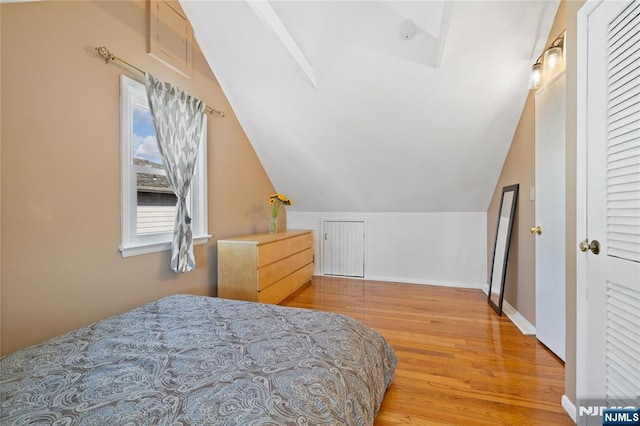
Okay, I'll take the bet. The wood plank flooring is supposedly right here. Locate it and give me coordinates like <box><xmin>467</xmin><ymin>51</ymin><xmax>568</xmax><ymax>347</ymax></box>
<box><xmin>281</xmin><ymin>276</ymin><xmax>573</xmax><ymax>426</ymax></box>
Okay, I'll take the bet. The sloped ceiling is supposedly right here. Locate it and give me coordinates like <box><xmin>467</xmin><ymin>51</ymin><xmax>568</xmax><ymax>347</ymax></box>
<box><xmin>181</xmin><ymin>0</ymin><xmax>559</xmax><ymax>212</ymax></box>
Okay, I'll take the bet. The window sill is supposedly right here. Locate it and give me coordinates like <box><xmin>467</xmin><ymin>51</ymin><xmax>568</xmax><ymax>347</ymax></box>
<box><xmin>119</xmin><ymin>234</ymin><xmax>212</xmax><ymax>258</ymax></box>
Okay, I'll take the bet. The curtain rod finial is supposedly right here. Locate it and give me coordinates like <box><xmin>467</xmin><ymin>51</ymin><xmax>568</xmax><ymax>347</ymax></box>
<box><xmin>95</xmin><ymin>46</ymin><xmax>114</xmax><ymax>64</ymax></box>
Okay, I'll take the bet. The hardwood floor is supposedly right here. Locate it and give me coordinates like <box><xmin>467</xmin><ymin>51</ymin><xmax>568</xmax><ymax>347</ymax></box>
<box><xmin>281</xmin><ymin>276</ymin><xmax>573</xmax><ymax>426</ymax></box>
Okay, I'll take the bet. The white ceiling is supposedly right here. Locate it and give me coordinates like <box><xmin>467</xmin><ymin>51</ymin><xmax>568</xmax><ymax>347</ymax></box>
<box><xmin>181</xmin><ymin>0</ymin><xmax>559</xmax><ymax>212</ymax></box>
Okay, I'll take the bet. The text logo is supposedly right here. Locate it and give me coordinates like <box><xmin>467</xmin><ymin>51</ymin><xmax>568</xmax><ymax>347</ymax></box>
<box><xmin>602</xmin><ymin>408</ymin><xmax>640</xmax><ymax>426</ymax></box>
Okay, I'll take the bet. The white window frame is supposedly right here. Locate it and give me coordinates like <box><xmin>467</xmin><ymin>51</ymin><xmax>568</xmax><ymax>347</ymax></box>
<box><xmin>119</xmin><ymin>75</ymin><xmax>210</xmax><ymax>257</ymax></box>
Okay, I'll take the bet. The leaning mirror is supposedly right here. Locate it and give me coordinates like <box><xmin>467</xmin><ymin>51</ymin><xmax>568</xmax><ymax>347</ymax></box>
<box><xmin>488</xmin><ymin>184</ymin><xmax>519</xmax><ymax>316</ymax></box>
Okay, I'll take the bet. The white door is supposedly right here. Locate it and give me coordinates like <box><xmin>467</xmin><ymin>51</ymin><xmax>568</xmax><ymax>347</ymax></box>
<box><xmin>322</xmin><ymin>220</ymin><xmax>365</xmax><ymax>277</ymax></box>
<box><xmin>578</xmin><ymin>0</ymin><xmax>640</xmax><ymax>423</ymax></box>
<box><xmin>534</xmin><ymin>72</ymin><xmax>566</xmax><ymax>361</ymax></box>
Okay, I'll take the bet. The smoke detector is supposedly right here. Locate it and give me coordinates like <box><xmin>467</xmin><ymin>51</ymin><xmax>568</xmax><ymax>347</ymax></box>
<box><xmin>398</xmin><ymin>19</ymin><xmax>417</xmax><ymax>40</ymax></box>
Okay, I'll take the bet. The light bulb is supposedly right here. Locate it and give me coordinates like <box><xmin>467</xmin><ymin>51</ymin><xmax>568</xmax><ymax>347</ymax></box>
<box><xmin>543</xmin><ymin>46</ymin><xmax>563</xmax><ymax>77</ymax></box>
<box><xmin>530</xmin><ymin>62</ymin><xmax>543</xmax><ymax>89</ymax></box>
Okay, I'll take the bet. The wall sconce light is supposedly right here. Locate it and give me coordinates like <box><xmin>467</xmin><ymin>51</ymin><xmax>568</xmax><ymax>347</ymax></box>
<box><xmin>530</xmin><ymin>62</ymin><xmax>543</xmax><ymax>89</ymax></box>
<box><xmin>544</xmin><ymin>45</ymin><xmax>563</xmax><ymax>75</ymax></box>
<box><xmin>530</xmin><ymin>30</ymin><xmax>566</xmax><ymax>89</ymax></box>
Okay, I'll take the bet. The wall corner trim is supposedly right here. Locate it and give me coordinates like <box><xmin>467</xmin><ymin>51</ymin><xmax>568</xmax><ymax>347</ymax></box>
<box><xmin>561</xmin><ymin>394</ymin><xmax>577</xmax><ymax>424</ymax></box>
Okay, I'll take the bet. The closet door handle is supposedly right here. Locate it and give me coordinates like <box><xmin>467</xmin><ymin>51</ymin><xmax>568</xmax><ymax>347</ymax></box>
<box><xmin>579</xmin><ymin>239</ymin><xmax>600</xmax><ymax>255</ymax></box>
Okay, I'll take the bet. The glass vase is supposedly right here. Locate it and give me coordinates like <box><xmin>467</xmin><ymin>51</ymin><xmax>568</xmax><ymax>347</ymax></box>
<box><xmin>269</xmin><ymin>217</ymin><xmax>278</xmax><ymax>235</ymax></box>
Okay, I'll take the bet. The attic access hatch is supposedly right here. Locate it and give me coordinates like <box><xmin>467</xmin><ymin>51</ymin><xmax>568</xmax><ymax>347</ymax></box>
<box><xmin>322</xmin><ymin>220</ymin><xmax>365</xmax><ymax>278</ymax></box>
<box><xmin>149</xmin><ymin>0</ymin><xmax>193</xmax><ymax>78</ymax></box>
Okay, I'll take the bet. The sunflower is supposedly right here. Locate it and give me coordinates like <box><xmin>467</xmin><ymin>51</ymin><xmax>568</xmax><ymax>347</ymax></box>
<box><xmin>269</xmin><ymin>193</ymin><xmax>293</xmax><ymax>217</ymax></box>
<box><xmin>269</xmin><ymin>193</ymin><xmax>291</xmax><ymax>205</ymax></box>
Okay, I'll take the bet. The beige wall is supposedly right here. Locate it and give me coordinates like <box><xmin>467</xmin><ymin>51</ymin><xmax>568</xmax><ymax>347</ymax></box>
<box><xmin>487</xmin><ymin>94</ymin><xmax>536</xmax><ymax>321</ymax></box>
<box><xmin>0</xmin><ymin>0</ymin><xmax>282</xmax><ymax>355</ymax></box>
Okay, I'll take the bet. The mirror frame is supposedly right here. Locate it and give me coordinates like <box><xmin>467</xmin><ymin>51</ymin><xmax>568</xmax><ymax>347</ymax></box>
<box><xmin>488</xmin><ymin>184</ymin><xmax>519</xmax><ymax>316</ymax></box>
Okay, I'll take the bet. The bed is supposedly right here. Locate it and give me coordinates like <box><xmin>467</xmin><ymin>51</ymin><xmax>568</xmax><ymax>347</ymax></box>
<box><xmin>0</xmin><ymin>295</ymin><xmax>397</xmax><ymax>425</ymax></box>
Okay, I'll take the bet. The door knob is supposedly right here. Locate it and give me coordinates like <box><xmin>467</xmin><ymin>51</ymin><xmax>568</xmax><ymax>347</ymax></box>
<box><xmin>530</xmin><ymin>226</ymin><xmax>542</xmax><ymax>235</ymax></box>
<box><xmin>579</xmin><ymin>239</ymin><xmax>600</xmax><ymax>255</ymax></box>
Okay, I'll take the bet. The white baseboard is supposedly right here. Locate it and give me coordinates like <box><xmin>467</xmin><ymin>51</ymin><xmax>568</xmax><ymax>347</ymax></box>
<box><xmin>502</xmin><ymin>301</ymin><xmax>536</xmax><ymax>335</ymax></box>
<box><xmin>481</xmin><ymin>284</ymin><xmax>536</xmax><ymax>335</ymax></box>
<box><xmin>361</xmin><ymin>274</ymin><xmax>483</xmax><ymax>289</ymax></box>
<box><xmin>326</xmin><ymin>277</ymin><xmax>536</xmax><ymax>334</ymax></box>
<box><xmin>561</xmin><ymin>394</ymin><xmax>577</xmax><ymax>424</ymax></box>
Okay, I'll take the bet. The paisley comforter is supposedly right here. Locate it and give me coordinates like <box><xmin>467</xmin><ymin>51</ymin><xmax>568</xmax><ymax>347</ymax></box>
<box><xmin>0</xmin><ymin>295</ymin><xmax>397</xmax><ymax>425</ymax></box>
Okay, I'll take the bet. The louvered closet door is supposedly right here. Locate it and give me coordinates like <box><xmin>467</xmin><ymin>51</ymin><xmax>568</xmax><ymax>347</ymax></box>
<box><xmin>584</xmin><ymin>0</ymin><xmax>640</xmax><ymax>419</ymax></box>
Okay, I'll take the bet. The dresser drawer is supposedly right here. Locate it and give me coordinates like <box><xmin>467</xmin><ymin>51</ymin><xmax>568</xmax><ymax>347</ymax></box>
<box><xmin>258</xmin><ymin>275</ymin><xmax>293</xmax><ymax>304</ymax></box>
<box><xmin>258</xmin><ymin>257</ymin><xmax>291</xmax><ymax>290</ymax></box>
<box><xmin>290</xmin><ymin>248</ymin><xmax>313</xmax><ymax>271</ymax></box>
<box><xmin>257</xmin><ymin>238</ymin><xmax>291</xmax><ymax>268</ymax></box>
<box><xmin>291</xmin><ymin>263</ymin><xmax>313</xmax><ymax>291</ymax></box>
<box><xmin>258</xmin><ymin>246</ymin><xmax>312</xmax><ymax>290</ymax></box>
<box><xmin>259</xmin><ymin>263</ymin><xmax>313</xmax><ymax>304</ymax></box>
<box><xmin>290</xmin><ymin>232</ymin><xmax>313</xmax><ymax>254</ymax></box>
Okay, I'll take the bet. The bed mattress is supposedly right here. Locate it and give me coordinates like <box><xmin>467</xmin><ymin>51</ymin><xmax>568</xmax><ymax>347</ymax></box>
<box><xmin>0</xmin><ymin>294</ymin><xmax>397</xmax><ymax>425</ymax></box>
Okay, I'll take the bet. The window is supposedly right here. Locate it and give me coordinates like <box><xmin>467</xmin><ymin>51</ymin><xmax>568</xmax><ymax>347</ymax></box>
<box><xmin>119</xmin><ymin>75</ymin><xmax>209</xmax><ymax>257</ymax></box>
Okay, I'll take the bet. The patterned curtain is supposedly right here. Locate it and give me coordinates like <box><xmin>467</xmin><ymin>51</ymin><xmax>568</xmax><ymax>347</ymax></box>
<box><xmin>144</xmin><ymin>73</ymin><xmax>205</xmax><ymax>273</ymax></box>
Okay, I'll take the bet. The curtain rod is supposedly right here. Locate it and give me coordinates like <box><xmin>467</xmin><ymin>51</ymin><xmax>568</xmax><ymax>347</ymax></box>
<box><xmin>95</xmin><ymin>46</ymin><xmax>225</xmax><ymax>118</ymax></box>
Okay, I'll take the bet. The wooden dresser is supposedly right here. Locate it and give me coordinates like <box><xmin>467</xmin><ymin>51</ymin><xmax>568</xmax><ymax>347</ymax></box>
<box><xmin>217</xmin><ymin>230</ymin><xmax>314</xmax><ymax>304</ymax></box>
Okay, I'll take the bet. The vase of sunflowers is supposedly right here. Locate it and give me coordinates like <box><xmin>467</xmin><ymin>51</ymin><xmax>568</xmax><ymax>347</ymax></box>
<box><xmin>268</xmin><ymin>193</ymin><xmax>292</xmax><ymax>234</ymax></box>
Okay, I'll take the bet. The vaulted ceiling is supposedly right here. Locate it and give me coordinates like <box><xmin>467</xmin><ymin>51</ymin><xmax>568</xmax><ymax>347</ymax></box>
<box><xmin>181</xmin><ymin>0</ymin><xmax>559</xmax><ymax>212</ymax></box>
